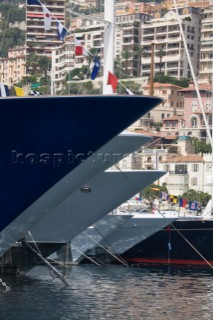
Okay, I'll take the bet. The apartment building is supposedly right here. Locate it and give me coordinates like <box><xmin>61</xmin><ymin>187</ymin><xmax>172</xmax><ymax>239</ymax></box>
<box><xmin>141</xmin><ymin>7</ymin><xmax>201</xmax><ymax>79</ymax></box>
<box><xmin>26</xmin><ymin>0</ymin><xmax>66</xmax><ymax>58</ymax></box>
<box><xmin>162</xmin><ymin>0</ymin><xmax>212</xmax><ymax>10</ymax></box>
<box><xmin>0</xmin><ymin>46</ymin><xmax>26</xmax><ymax>86</ymax></box>
<box><xmin>73</xmin><ymin>12</ymin><xmax>150</xmax><ymax>77</ymax></box>
<box><xmin>198</xmin><ymin>6</ymin><xmax>213</xmax><ymax>84</ymax></box>
<box><xmin>51</xmin><ymin>38</ymin><xmax>74</xmax><ymax>93</ymax></box>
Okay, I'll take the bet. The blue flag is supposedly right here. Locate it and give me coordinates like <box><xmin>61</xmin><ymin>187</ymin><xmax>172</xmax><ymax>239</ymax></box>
<box><xmin>91</xmin><ymin>58</ymin><xmax>100</xmax><ymax>80</ymax></box>
<box><xmin>57</xmin><ymin>21</ymin><xmax>67</xmax><ymax>41</ymax></box>
<box><xmin>27</xmin><ymin>0</ymin><xmax>42</xmax><ymax>5</ymax></box>
<box><xmin>189</xmin><ymin>201</ymin><xmax>198</xmax><ymax>210</ymax></box>
<box><xmin>0</xmin><ymin>83</ymin><xmax>10</xmax><ymax>97</ymax></box>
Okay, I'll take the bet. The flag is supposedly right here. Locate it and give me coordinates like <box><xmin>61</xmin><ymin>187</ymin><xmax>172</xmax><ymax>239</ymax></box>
<box><xmin>43</xmin><ymin>6</ymin><xmax>52</xmax><ymax>30</ymax></box>
<box><xmin>107</xmin><ymin>71</ymin><xmax>118</xmax><ymax>93</ymax></box>
<box><xmin>0</xmin><ymin>83</ymin><xmax>10</xmax><ymax>97</ymax></box>
<box><xmin>189</xmin><ymin>201</ymin><xmax>198</xmax><ymax>210</ymax></box>
<box><xmin>168</xmin><ymin>242</ymin><xmax>172</xmax><ymax>251</ymax></box>
<box><xmin>27</xmin><ymin>0</ymin><xmax>41</xmax><ymax>5</ymax></box>
<box><xmin>173</xmin><ymin>196</ymin><xmax>178</xmax><ymax>204</ymax></box>
<box><xmin>91</xmin><ymin>58</ymin><xmax>100</xmax><ymax>80</ymax></box>
<box><xmin>14</xmin><ymin>86</ymin><xmax>25</xmax><ymax>97</ymax></box>
<box><xmin>125</xmin><ymin>88</ymin><xmax>134</xmax><ymax>95</ymax></box>
<box><xmin>74</xmin><ymin>38</ymin><xmax>89</xmax><ymax>56</ymax></box>
<box><xmin>161</xmin><ymin>191</ymin><xmax>168</xmax><ymax>201</ymax></box>
<box><xmin>169</xmin><ymin>194</ymin><xmax>178</xmax><ymax>204</ymax></box>
<box><xmin>179</xmin><ymin>198</ymin><xmax>187</xmax><ymax>208</ymax></box>
<box><xmin>30</xmin><ymin>90</ymin><xmax>41</xmax><ymax>96</ymax></box>
<box><xmin>57</xmin><ymin>21</ymin><xmax>67</xmax><ymax>41</ymax></box>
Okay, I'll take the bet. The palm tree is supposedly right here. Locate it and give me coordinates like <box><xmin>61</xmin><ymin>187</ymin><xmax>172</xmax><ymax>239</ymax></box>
<box><xmin>121</xmin><ymin>50</ymin><xmax>132</xmax><ymax>78</ymax></box>
<box><xmin>26</xmin><ymin>54</ymin><xmax>39</xmax><ymax>75</ymax></box>
<box><xmin>155</xmin><ymin>48</ymin><xmax>166</xmax><ymax>75</ymax></box>
<box><xmin>133</xmin><ymin>46</ymin><xmax>147</xmax><ymax>77</ymax></box>
<box><xmin>38</xmin><ymin>56</ymin><xmax>51</xmax><ymax>77</ymax></box>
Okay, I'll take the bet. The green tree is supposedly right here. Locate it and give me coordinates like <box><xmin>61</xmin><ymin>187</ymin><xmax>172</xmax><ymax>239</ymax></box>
<box><xmin>38</xmin><ymin>56</ymin><xmax>51</xmax><ymax>77</ymax></box>
<box><xmin>121</xmin><ymin>50</ymin><xmax>132</xmax><ymax>78</ymax></box>
<box><xmin>0</xmin><ymin>26</ymin><xmax>25</xmax><ymax>57</ymax></box>
<box><xmin>181</xmin><ymin>189</ymin><xmax>211</xmax><ymax>206</ymax></box>
<box><xmin>154</xmin><ymin>74</ymin><xmax>190</xmax><ymax>88</ymax></box>
<box><xmin>155</xmin><ymin>48</ymin><xmax>166</xmax><ymax>75</ymax></box>
<box><xmin>191</xmin><ymin>137</ymin><xmax>212</xmax><ymax>154</ymax></box>
<box><xmin>133</xmin><ymin>45</ymin><xmax>147</xmax><ymax>77</ymax></box>
<box><xmin>141</xmin><ymin>183</ymin><xmax>168</xmax><ymax>203</ymax></box>
<box><xmin>26</xmin><ymin>54</ymin><xmax>39</xmax><ymax>75</ymax></box>
<box><xmin>120</xmin><ymin>80</ymin><xmax>141</xmax><ymax>95</ymax></box>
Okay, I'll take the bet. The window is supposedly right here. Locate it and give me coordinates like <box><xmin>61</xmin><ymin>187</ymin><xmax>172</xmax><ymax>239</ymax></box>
<box><xmin>206</xmin><ymin>101</ymin><xmax>212</xmax><ymax>111</ymax></box>
<box><xmin>191</xmin><ymin>101</ymin><xmax>198</xmax><ymax>112</ymax></box>
<box><xmin>164</xmin><ymin>164</ymin><xmax>170</xmax><ymax>172</ymax></box>
<box><xmin>191</xmin><ymin>177</ymin><xmax>197</xmax><ymax>186</ymax></box>
<box><xmin>147</xmin><ymin>156</ymin><xmax>152</xmax><ymax>163</ymax></box>
<box><xmin>175</xmin><ymin>164</ymin><xmax>187</xmax><ymax>174</ymax></box>
<box><xmin>191</xmin><ymin>117</ymin><xmax>198</xmax><ymax>128</ymax></box>
<box><xmin>192</xmin><ymin>164</ymin><xmax>199</xmax><ymax>172</ymax></box>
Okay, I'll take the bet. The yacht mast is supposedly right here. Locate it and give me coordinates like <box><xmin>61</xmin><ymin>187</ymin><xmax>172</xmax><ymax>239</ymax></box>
<box><xmin>103</xmin><ymin>0</ymin><xmax>115</xmax><ymax>94</ymax></box>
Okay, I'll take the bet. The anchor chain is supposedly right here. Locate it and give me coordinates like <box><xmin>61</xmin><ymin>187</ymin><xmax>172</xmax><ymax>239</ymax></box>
<box><xmin>0</xmin><ymin>277</ymin><xmax>10</xmax><ymax>293</ymax></box>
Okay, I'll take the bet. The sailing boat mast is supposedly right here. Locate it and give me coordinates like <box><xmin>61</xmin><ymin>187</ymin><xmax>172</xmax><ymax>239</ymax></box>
<box><xmin>103</xmin><ymin>0</ymin><xmax>115</xmax><ymax>94</ymax></box>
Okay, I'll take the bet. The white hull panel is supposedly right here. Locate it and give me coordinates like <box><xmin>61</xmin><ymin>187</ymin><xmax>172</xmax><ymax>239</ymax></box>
<box><xmin>27</xmin><ymin>171</ymin><xmax>165</xmax><ymax>243</ymax></box>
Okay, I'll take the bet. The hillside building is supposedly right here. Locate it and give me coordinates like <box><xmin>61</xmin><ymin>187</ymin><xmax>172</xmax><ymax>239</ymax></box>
<box><xmin>141</xmin><ymin>7</ymin><xmax>201</xmax><ymax>79</ymax></box>
<box><xmin>0</xmin><ymin>46</ymin><xmax>26</xmax><ymax>86</ymax></box>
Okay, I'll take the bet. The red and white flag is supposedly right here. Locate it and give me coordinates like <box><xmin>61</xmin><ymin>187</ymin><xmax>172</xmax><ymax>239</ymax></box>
<box><xmin>107</xmin><ymin>71</ymin><xmax>118</xmax><ymax>93</ymax></box>
<box><xmin>75</xmin><ymin>38</ymin><xmax>89</xmax><ymax>56</ymax></box>
<box><xmin>43</xmin><ymin>6</ymin><xmax>52</xmax><ymax>31</ymax></box>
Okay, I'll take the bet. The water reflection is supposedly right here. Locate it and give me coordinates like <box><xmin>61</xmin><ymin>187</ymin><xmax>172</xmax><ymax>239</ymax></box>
<box><xmin>1</xmin><ymin>265</ymin><xmax>213</xmax><ymax>320</ymax></box>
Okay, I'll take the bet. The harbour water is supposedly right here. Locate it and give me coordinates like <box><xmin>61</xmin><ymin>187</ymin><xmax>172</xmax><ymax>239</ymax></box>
<box><xmin>1</xmin><ymin>265</ymin><xmax>213</xmax><ymax>320</ymax></box>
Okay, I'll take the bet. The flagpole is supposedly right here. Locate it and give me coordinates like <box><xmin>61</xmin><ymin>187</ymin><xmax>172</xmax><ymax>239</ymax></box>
<box><xmin>51</xmin><ymin>49</ymin><xmax>55</xmax><ymax>96</ymax></box>
<box><xmin>103</xmin><ymin>0</ymin><xmax>115</xmax><ymax>94</ymax></box>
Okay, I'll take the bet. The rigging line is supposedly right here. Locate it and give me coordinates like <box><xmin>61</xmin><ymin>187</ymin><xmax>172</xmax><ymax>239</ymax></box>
<box><xmin>27</xmin><ymin>231</ymin><xmax>56</xmax><ymax>280</ymax></box>
<box><xmin>47</xmin><ymin>257</ymin><xmax>70</xmax><ymax>269</ymax></box>
<box><xmin>33</xmin><ymin>0</ymin><xmax>68</xmax><ymax>33</ymax></box>
<box><xmin>155</xmin><ymin>206</ymin><xmax>213</xmax><ymax>268</ymax></box>
<box><xmin>0</xmin><ymin>0</ymin><xmax>13</xmax><ymax>52</ymax></box>
<box><xmin>170</xmin><ymin>221</ymin><xmax>213</xmax><ymax>269</ymax></box>
<box><xmin>92</xmin><ymin>224</ymin><xmax>129</xmax><ymax>265</ymax></box>
<box><xmin>172</xmin><ymin>0</ymin><xmax>213</xmax><ymax>148</ymax></box>
<box><xmin>22</xmin><ymin>239</ymin><xmax>69</xmax><ymax>286</ymax></box>
<box><xmin>71</xmin><ymin>245</ymin><xmax>103</xmax><ymax>266</ymax></box>
<box><xmin>82</xmin><ymin>231</ymin><xmax>129</xmax><ymax>267</ymax></box>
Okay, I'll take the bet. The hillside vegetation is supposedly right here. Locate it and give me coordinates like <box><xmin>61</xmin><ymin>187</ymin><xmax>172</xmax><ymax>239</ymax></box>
<box><xmin>0</xmin><ymin>1</ymin><xmax>25</xmax><ymax>57</ymax></box>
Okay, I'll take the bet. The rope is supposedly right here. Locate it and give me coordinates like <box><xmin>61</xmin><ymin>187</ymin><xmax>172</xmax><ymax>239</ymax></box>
<box><xmin>82</xmin><ymin>231</ymin><xmax>129</xmax><ymax>267</ymax></box>
<box><xmin>155</xmin><ymin>206</ymin><xmax>213</xmax><ymax>269</ymax></box>
<box><xmin>170</xmin><ymin>222</ymin><xmax>213</xmax><ymax>269</ymax></box>
<box><xmin>22</xmin><ymin>239</ymin><xmax>69</xmax><ymax>286</ymax></box>
<box><xmin>92</xmin><ymin>224</ymin><xmax>129</xmax><ymax>265</ymax></box>
<box><xmin>71</xmin><ymin>245</ymin><xmax>103</xmax><ymax>266</ymax></box>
